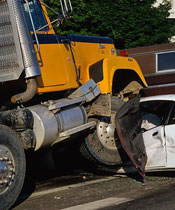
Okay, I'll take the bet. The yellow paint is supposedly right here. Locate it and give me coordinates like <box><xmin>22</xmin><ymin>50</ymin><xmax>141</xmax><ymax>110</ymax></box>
<box><xmin>36</xmin><ymin>38</ymin><xmax>147</xmax><ymax>95</ymax></box>
<box><xmin>35</xmin><ymin>1</ymin><xmax>79</xmax><ymax>93</ymax></box>
<box><xmin>39</xmin><ymin>0</ymin><xmax>55</xmax><ymax>34</ymax></box>
<box><xmin>36</xmin><ymin>43</ymin><xmax>78</xmax><ymax>93</ymax></box>
<box><xmin>97</xmin><ymin>56</ymin><xmax>147</xmax><ymax>94</ymax></box>
<box><xmin>70</xmin><ymin>42</ymin><xmax>116</xmax><ymax>84</ymax></box>
<box><xmin>68</xmin><ymin>40</ymin><xmax>146</xmax><ymax>94</ymax></box>
<box><xmin>35</xmin><ymin>1</ymin><xmax>147</xmax><ymax>95</ymax></box>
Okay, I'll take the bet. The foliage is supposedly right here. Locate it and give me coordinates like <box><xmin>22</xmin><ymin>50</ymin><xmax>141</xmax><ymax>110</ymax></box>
<box><xmin>44</xmin><ymin>0</ymin><xmax>175</xmax><ymax>49</ymax></box>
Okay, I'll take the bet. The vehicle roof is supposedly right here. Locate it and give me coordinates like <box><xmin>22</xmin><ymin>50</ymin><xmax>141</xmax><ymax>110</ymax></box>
<box><xmin>140</xmin><ymin>94</ymin><xmax>175</xmax><ymax>102</ymax></box>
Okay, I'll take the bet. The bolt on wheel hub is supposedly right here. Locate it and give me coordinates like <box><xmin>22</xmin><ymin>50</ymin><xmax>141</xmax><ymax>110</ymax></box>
<box><xmin>0</xmin><ymin>145</ymin><xmax>15</xmax><ymax>194</ymax></box>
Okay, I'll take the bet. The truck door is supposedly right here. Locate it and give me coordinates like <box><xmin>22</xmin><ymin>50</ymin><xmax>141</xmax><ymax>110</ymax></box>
<box><xmin>22</xmin><ymin>0</ymin><xmax>77</xmax><ymax>89</ymax></box>
<box><xmin>115</xmin><ymin>96</ymin><xmax>147</xmax><ymax>177</ymax></box>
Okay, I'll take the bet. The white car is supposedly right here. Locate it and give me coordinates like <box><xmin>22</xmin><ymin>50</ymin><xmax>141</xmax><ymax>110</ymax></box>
<box><xmin>115</xmin><ymin>95</ymin><xmax>175</xmax><ymax>177</ymax></box>
<box><xmin>140</xmin><ymin>95</ymin><xmax>175</xmax><ymax>171</ymax></box>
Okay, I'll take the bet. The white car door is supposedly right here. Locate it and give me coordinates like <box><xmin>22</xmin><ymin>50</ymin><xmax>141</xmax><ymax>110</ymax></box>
<box><xmin>141</xmin><ymin>100</ymin><xmax>173</xmax><ymax>170</ymax></box>
<box><xmin>165</xmin><ymin>105</ymin><xmax>175</xmax><ymax>168</ymax></box>
<box><xmin>143</xmin><ymin>125</ymin><xmax>166</xmax><ymax>169</ymax></box>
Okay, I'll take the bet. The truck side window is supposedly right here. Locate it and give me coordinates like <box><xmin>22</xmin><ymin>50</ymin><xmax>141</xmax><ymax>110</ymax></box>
<box><xmin>23</xmin><ymin>0</ymin><xmax>48</xmax><ymax>31</ymax></box>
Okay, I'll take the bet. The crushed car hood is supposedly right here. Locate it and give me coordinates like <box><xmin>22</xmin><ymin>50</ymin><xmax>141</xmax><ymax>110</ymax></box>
<box><xmin>115</xmin><ymin>95</ymin><xmax>147</xmax><ymax>177</ymax></box>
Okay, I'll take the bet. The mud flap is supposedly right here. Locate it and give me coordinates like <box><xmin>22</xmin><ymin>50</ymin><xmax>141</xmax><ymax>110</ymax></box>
<box><xmin>115</xmin><ymin>95</ymin><xmax>147</xmax><ymax>177</ymax></box>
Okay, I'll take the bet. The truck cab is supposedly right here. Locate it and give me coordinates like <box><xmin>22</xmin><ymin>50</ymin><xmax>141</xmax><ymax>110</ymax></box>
<box><xmin>21</xmin><ymin>0</ymin><xmax>147</xmax><ymax>96</ymax></box>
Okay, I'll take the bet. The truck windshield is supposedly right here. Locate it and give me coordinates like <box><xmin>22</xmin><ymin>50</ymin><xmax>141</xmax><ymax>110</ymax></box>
<box><xmin>23</xmin><ymin>0</ymin><xmax>48</xmax><ymax>31</ymax></box>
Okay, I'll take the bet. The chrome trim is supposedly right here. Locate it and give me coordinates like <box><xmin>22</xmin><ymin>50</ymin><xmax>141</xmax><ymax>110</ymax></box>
<box><xmin>29</xmin><ymin>105</ymin><xmax>59</xmax><ymax>151</ymax></box>
<box><xmin>68</xmin><ymin>0</ymin><xmax>73</xmax><ymax>13</ymax></box>
<box><xmin>11</xmin><ymin>0</ymin><xmax>40</xmax><ymax>78</ymax></box>
<box><xmin>97</xmin><ymin>120</ymin><xmax>117</xmax><ymax>151</ymax></box>
<box><xmin>60</xmin><ymin>0</ymin><xmax>73</xmax><ymax>17</ymax></box>
<box><xmin>0</xmin><ymin>145</ymin><xmax>15</xmax><ymax>194</ymax></box>
<box><xmin>58</xmin><ymin>121</ymin><xmax>96</xmax><ymax>141</ymax></box>
<box><xmin>25</xmin><ymin>66</ymin><xmax>41</xmax><ymax>78</ymax></box>
<box><xmin>24</xmin><ymin>0</ymin><xmax>40</xmax><ymax>54</ymax></box>
<box><xmin>48</xmin><ymin>97</ymin><xmax>85</xmax><ymax>111</ymax></box>
<box><xmin>0</xmin><ymin>0</ymin><xmax>24</xmax><ymax>82</ymax></box>
<box><xmin>147</xmin><ymin>83</ymin><xmax>175</xmax><ymax>89</ymax></box>
<box><xmin>69</xmin><ymin>79</ymin><xmax>101</xmax><ymax>102</ymax></box>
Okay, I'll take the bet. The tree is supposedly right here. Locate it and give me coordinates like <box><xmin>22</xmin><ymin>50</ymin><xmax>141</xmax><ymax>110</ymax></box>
<box><xmin>45</xmin><ymin>0</ymin><xmax>175</xmax><ymax>49</ymax></box>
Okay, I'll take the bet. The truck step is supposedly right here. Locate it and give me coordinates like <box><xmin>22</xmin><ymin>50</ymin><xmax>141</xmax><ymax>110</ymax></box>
<box><xmin>53</xmin><ymin>121</ymin><xmax>96</xmax><ymax>144</ymax></box>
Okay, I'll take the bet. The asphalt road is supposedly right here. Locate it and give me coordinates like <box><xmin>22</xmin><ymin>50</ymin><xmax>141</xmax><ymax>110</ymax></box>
<box><xmin>10</xmin><ymin>144</ymin><xmax>175</xmax><ymax>210</ymax></box>
<box><xmin>12</xmin><ymin>168</ymin><xmax>175</xmax><ymax>210</ymax></box>
<box><xmin>102</xmin><ymin>185</ymin><xmax>175</xmax><ymax>210</ymax></box>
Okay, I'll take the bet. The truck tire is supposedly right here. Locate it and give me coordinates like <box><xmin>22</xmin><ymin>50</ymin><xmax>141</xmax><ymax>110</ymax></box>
<box><xmin>0</xmin><ymin>125</ymin><xmax>26</xmax><ymax>210</ymax></box>
<box><xmin>80</xmin><ymin>97</ymin><xmax>125</xmax><ymax>166</ymax></box>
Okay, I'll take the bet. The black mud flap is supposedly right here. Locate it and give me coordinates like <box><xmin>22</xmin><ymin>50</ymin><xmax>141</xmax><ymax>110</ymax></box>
<box><xmin>115</xmin><ymin>95</ymin><xmax>147</xmax><ymax>177</ymax></box>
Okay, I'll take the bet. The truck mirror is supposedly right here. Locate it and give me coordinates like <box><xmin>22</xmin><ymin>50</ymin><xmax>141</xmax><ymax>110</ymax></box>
<box><xmin>60</xmin><ymin>0</ymin><xmax>73</xmax><ymax>18</ymax></box>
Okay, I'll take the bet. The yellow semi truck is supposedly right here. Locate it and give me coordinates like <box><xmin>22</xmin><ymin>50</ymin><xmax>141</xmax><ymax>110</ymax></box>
<box><xmin>0</xmin><ymin>0</ymin><xmax>147</xmax><ymax>209</ymax></box>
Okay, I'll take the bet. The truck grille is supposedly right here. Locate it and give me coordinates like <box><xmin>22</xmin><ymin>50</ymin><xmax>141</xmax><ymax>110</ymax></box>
<box><xmin>0</xmin><ymin>0</ymin><xmax>40</xmax><ymax>82</ymax></box>
<box><xmin>0</xmin><ymin>0</ymin><xmax>21</xmax><ymax>81</ymax></box>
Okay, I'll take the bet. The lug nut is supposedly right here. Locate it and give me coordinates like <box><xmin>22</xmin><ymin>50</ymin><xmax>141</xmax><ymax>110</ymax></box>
<box><xmin>3</xmin><ymin>179</ymin><xmax>8</xmax><ymax>184</ymax></box>
<box><xmin>3</xmin><ymin>166</ymin><xmax>7</xmax><ymax>170</ymax></box>
<box><xmin>7</xmin><ymin>161</ymin><xmax>12</xmax><ymax>165</ymax></box>
<box><xmin>7</xmin><ymin>175</ymin><xmax>12</xmax><ymax>179</ymax></box>
<box><xmin>9</xmin><ymin>167</ymin><xmax>14</xmax><ymax>172</ymax></box>
<box><xmin>3</xmin><ymin>156</ymin><xmax>8</xmax><ymax>161</ymax></box>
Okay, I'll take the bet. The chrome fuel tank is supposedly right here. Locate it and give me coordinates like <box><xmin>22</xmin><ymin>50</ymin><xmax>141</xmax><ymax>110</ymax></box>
<box><xmin>29</xmin><ymin>104</ymin><xmax>87</xmax><ymax>151</ymax></box>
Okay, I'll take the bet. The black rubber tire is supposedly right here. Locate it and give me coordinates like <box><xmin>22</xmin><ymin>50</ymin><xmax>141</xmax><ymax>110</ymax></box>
<box><xmin>0</xmin><ymin>125</ymin><xmax>26</xmax><ymax>210</ymax></box>
<box><xmin>80</xmin><ymin>97</ymin><xmax>125</xmax><ymax>166</ymax></box>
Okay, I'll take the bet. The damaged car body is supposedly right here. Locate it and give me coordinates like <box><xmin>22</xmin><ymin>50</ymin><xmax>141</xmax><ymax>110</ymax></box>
<box><xmin>110</xmin><ymin>92</ymin><xmax>175</xmax><ymax>177</ymax></box>
<box><xmin>115</xmin><ymin>95</ymin><xmax>147</xmax><ymax>177</ymax></box>
<box><xmin>140</xmin><ymin>95</ymin><xmax>175</xmax><ymax>171</ymax></box>
<box><xmin>115</xmin><ymin>94</ymin><xmax>175</xmax><ymax>176</ymax></box>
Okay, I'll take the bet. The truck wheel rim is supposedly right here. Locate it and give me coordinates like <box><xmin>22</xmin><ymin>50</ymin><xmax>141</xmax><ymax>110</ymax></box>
<box><xmin>97</xmin><ymin>117</ymin><xmax>117</xmax><ymax>150</ymax></box>
<box><xmin>0</xmin><ymin>145</ymin><xmax>15</xmax><ymax>194</ymax></box>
